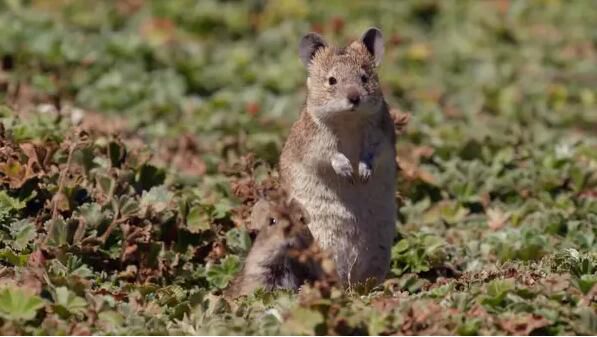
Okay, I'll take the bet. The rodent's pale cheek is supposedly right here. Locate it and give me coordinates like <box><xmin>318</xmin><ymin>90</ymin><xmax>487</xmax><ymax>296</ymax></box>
<box><xmin>327</xmin><ymin>82</ymin><xmax>337</xmax><ymax>94</ymax></box>
<box><xmin>322</xmin><ymin>79</ymin><xmax>337</xmax><ymax>96</ymax></box>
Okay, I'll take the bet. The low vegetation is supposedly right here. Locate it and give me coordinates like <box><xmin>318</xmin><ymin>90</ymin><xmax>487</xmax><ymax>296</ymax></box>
<box><xmin>0</xmin><ymin>0</ymin><xmax>595</xmax><ymax>334</ymax></box>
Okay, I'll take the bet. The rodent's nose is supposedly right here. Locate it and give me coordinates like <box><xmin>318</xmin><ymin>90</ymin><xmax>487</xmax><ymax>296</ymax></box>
<box><xmin>347</xmin><ymin>91</ymin><xmax>360</xmax><ymax>106</ymax></box>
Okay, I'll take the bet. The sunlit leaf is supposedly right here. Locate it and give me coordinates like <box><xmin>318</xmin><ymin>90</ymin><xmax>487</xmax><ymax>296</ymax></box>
<box><xmin>0</xmin><ymin>287</ymin><xmax>45</xmax><ymax>321</ymax></box>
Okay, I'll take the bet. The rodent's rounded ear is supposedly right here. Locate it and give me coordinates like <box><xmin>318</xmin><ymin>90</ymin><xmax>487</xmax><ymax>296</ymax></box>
<box><xmin>299</xmin><ymin>32</ymin><xmax>327</xmax><ymax>68</ymax></box>
<box><xmin>249</xmin><ymin>199</ymin><xmax>272</xmax><ymax>231</ymax></box>
<box><xmin>361</xmin><ymin>27</ymin><xmax>384</xmax><ymax>67</ymax></box>
<box><xmin>288</xmin><ymin>198</ymin><xmax>310</xmax><ymax>225</ymax></box>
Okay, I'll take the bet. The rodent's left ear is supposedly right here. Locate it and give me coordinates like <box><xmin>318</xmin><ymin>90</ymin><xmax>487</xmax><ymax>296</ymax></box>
<box><xmin>361</xmin><ymin>27</ymin><xmax>384</xmax><ymax>67</ymax></box>
<box><xmin>249</xmin><ymin>199</ymin><xmax>272</xmax><ymax>231</ymax></box>
<box><xmin>299</xmin><ymin>32</ymin><xmax>327</xmax><ymax>68</ymax></box>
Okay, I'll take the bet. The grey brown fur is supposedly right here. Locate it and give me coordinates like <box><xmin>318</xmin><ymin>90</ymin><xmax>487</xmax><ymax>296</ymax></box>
<box><xmin>226</xmin><ymin>194</ymin><xmax>331</xmax><ymax>297</ymax></box>
<box><xmin>280</xmin><ymin>28</ymin><xmax>397</xmax><ymax>285</ymax></box>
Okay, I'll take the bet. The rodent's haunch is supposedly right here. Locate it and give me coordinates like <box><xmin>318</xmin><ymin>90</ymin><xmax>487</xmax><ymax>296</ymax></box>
<box><xmin>280</xmin><ymin>28</ymin><xmax>397</xmax><ymax>285</ymax></box>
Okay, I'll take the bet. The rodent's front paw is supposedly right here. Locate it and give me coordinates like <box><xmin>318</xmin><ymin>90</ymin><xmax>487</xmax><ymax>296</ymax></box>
<box><xmin>358</xmin><ymin>161</ymin><xmax>373</xmax><ymax>183</ymax></box>
<box><xmin>331</xmin><ymin>153</ymin><xmax>354</xmax><ymax>183</ymax></box>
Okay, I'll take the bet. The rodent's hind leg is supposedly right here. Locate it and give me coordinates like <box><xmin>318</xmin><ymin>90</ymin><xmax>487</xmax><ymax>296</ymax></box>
<box><xmin>331</xmin><ymin>152</ymin><xmax>355</xmax><ymax>183</ymax></box>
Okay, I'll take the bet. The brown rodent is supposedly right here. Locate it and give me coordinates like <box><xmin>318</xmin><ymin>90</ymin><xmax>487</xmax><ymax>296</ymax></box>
<box><xmin>279</xmin><ymin>27</ymin><xmax>397</xmax><ymax>286</ymax></box>
<box><xmin>226</xmin><ymin>192</ymin><xmax>334</xmax><ymax>297</ymax></box>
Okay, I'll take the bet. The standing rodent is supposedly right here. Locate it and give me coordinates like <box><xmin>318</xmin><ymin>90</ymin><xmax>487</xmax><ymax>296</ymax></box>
<box><xmin>279</xmin><ymin>27</ymin><xmax>397</xmax><ymax>285</ymax></box>
<box><xmin>226</xmin><ymin>192</ymin><xmax>334</xmax><ymax>297</ymax></box>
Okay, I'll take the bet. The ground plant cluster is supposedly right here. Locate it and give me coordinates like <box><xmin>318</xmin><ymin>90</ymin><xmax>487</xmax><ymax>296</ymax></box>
<box><xmin>0</xmin><ymin>0</ymin><xmax>595</xmax><ymax>335</ymax></box>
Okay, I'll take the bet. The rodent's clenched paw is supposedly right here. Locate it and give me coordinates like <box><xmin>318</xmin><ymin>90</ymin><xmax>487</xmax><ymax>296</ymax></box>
<box><xmin>358</xmin><ymin>161</ymin><xmax>373</xmax><ymax>183</ymax></box>
<box><xmin>331</xmin><ymin>153</ymin><xmax>354</xmax><ymax>183</ymax></box>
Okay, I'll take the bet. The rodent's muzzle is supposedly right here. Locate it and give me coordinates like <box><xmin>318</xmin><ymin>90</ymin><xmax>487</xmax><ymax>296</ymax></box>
<box><xmin>346</xmin><ymin>88</ymin><xmax>361</xmax><ymax>106</ymax></box>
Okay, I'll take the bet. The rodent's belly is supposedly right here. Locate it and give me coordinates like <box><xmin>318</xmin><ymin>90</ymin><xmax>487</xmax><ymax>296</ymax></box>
<box><xmin>289</xmin><ymin>165</ymin><xmax>396</xmax><ymax>284</ymax></box>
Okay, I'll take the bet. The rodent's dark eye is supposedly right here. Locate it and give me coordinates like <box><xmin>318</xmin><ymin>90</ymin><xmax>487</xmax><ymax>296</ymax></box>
<box><xmin>268</xmin><ymin>217</ymin><xmax>277</xmax><ymax>226</ymax></box>
<box><xmin>361</xmin><ymin>75</ymin><xmax>368</xmax><ymax>83</ymax></box>
<box><xmin>328</xmin><ymin>77</ymin><xmax>337</xmax><ymax>85</ymax></box>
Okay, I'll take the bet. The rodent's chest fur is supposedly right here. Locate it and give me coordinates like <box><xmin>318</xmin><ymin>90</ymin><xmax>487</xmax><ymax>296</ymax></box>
<box><xmin>280</xmin><ymin>107</ymin><xmax>397</xmax><ymax>284</ymax></box>
<box><xmin>288</xmin><ymin>110</ymin><xmax>379</xmax><ymax>169</ymax></box>
<box><xmin>314</xmin><ymin>119</ymin><xmax>364</xmax><ymax>169</ymax></box>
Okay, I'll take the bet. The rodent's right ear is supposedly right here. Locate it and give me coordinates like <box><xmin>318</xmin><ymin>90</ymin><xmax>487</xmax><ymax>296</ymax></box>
<box><xmin>361</xmin><ymin>27</ymin><xmax>384</xmax><ymax>67</ymax></box>
<box><xmin>288</xmin><ymin>198</ymin><xmax>310</xmax><ymax>225</ymax></box>
<box><xmin>299</xmin><ymin>33</ymin><xmax>327</xmax><ymax>68</ymax></box>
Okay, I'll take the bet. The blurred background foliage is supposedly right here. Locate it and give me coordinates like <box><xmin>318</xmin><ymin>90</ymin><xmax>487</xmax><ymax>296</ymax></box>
<box><xmin>0</xmin><ymin>0</ymin><xmax>596</xmax><ymax>334</ymax></box>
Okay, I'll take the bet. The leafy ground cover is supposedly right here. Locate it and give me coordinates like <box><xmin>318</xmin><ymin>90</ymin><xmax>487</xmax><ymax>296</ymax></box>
<box><xmin>0</xmin><ymin>0</ymin><xmax>596</xmax><ymax>335</ymax></box>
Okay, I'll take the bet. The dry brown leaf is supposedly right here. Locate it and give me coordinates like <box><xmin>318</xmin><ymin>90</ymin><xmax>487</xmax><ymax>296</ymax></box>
<box><xmin>390</xmin><ymin>108</ymin><xmax>411</xmax><ymax>134</ymax></box>
<box><xmin>499</xmin><ymin>313</ymin><xmax>550</xmax><ymax>335</ymax></box>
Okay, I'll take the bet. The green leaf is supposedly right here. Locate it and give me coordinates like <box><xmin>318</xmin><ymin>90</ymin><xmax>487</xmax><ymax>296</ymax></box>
<box><xmin>577</xmin><ymin>274</ymin><xmax>597</xmax><ymax>294</ymax></box>
<box><xmin>487</xmin><ymin>278</ymin><xmax>514</xmax><ymax>297</ymax></box>
<box><xmin>0</xmin><ymin>248</ymin><xmax>29</xmax><ymax>266</ymax></box>
<box><xmin>97</xmin><ymin>310</ymin><xmax>124</xmax><ymax>330</ymax></box>
<box><xmin>394</xmin><ymin>239</ymin><xmax>410</xmax><ymax>253</ymax></box>
<box><xmin>482</xmin><ymin>278</ymin><xmax>514</xmax><ymax>308</ymax></box>
<box><xmin>391</xmin><ymin>234</ymin><xmax>446</xmax><ymax>276</ymax></box>
<box><xmin>79</xmin><ymin>203</ymin><xmax>105</xmax><ymax>228</ymax></box>
<box><xmin>52</xmin><ymin>286</ymin><xmax>87</xmax><ymax>318</ymax></box>
<box><xmin>457</xmin><ymin>319</ymin><xmax>480</xmax><ymax>335</ymax></box>
<box><xmin>96</xmin><ymin>174</ymin><xmax>116</xmax><ymax>200</ymax></box>
<box><xmin>156</xmin><ymin>285</ymin><xmax>186</xmax><ymax>307</ymax></box>
<box><xmin>0</xmin><ymin>191</ymin><xmax>26</xmax><ymax>211</ymax></box>
<box><xmin>368</xmin><ymin>312</ymin><xmax>388</xmax><ymax>335</ymax></box>
<box><xmin>0</xmin><ymin>287</ymin><xmax>45</xmax><ymax>321</ymax></box>
<box><xmin>212</xmin><ymin>199</ymin><xmax>233</xmax><ymax>220</ymax></box>
<box><xmin>140</xmin><ymin>185</ymin><xmax>173</xmax><ymax>213</ymax></box>
<box><xmin>575</xmin><ymin>306</ymin><xmax>597</xmax><ymax>335</ymax></box>
<box><xmin>8</xmin><ymin>219</ymin><xmax>36</xmax><ymax>251</ymax></box>
<box><xmin>117</xmin><ymin>195</ymin><xmax>140</xmax><ymax>217</ymax></box>
<box><xmin>225</xmin><ymin>228</ymin><xmax>251</xmax><ymax>255</ymax></box>
<box><xmin>65</xmin><ymin>254</ymin><xmax>94</xmax><ymax>279</ymax></box>
<box><xmin>185</xmin><ymin>206</ymin><xmax>211</xmax><ymax>233</ymax></box>
<box><xmin>282</xmin><ymin>307</ymin><xmax>324</xmax><ymax>335</ymax></box>
<box><xmin>206</xmin><ymin>255</ymin><xmax>240</xmax><ymax>289</ymax></box>
<box><xmin>0</xmin><ymin>191</ymin><xmax>26</xmax><ymax>222</ymax></box>
<box><xmin>44</xmin><ymin>217</ymin><xmax>68</xmax><ymax>247</ymax></box>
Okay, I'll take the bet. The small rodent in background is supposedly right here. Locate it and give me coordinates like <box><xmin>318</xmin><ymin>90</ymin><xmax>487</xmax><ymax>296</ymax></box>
<box><xmin>226</xmin><ymin>191</ymin><xmax>335</xmax><ymax>298</ymax></box>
